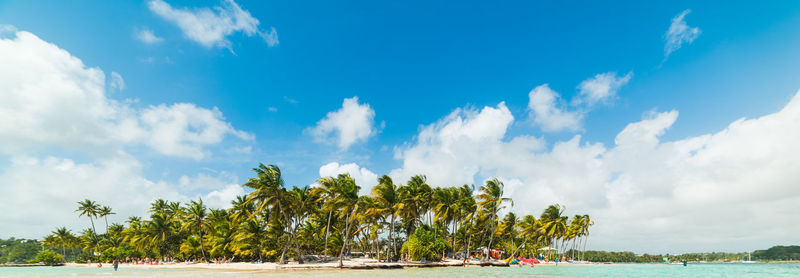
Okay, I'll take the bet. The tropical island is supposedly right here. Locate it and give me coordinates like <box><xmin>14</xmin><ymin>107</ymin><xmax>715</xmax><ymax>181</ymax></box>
<box><xmin>2</xmin><ymin>163</ymin><xmax>595</xmax><ymax>269</ymax></box>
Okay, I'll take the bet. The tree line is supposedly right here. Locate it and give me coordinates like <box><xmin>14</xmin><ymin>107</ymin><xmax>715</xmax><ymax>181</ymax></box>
<box><xmin>38</xmin><ymin>163</ymin><xmax>595</xmax><ymax>266</ymax></box>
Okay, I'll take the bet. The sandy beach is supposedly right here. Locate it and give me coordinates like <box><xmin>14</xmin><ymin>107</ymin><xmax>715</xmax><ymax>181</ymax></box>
<box><xmin>64</xmin><ymin>259</ymin><xmax>570</xmax><ymax>271</ymax></box>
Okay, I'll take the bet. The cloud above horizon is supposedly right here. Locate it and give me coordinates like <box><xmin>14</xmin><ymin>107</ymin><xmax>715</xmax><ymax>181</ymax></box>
<box><xmin>664</xmin><ymin>9</ymin><xmax>701</xmax><ymax>60</ymax></box>
<box><xmin>308</xmin><ymin>97</ymin><xmax>377</xmax><ymax>150</ymax></box>
<box><xmin>134</xmin><ymin>27</ymin><xmax>164</xmax><ymax>44</ymax></box>
<box><xmin>0</xmin><ymin>28</ymin><xmax>248</xmax><ymax>238</ymax></box>
<box><xmin>0</xmin><ymin>30</ymin><xmax>252</xmax><ymax>159</ymax></box>
<box><xmin>148</xmin><ymin>0</ymin><xmax>278</xmax><ymax>50</ymax></box>
<box><xmin>390</xmin><ymin>89</ymin><xmax>800</xmax><ymax>253</ymax></box>
<box><xmin>528</xmin><ymin>72</ymin><xmax>631</xmax><ymax>132</ymax></box>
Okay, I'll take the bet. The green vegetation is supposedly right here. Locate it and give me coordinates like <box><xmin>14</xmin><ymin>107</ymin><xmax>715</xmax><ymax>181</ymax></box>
<box><xmin>753</xmin><ymin>246</ymin><xmax>800</xmax><ymax>261</ymax></box>
<box><xmin>28</xmin><ymin>249</ymin><xmax>63</xmax><ymax>265</ymax></box>
<box><xmin>0</xmin><ymin>238</ymin><xmax>40</xmax><ymax>264</ymax></box>
<box><xmin>26</xmin><ymin>163</ymin><xmax>596</xmax><ymax>266</ymax></box>
<box><xmin>401</xmin><ymin>225</ymin><xmax>449</xmax><ymax>261</ymax></box>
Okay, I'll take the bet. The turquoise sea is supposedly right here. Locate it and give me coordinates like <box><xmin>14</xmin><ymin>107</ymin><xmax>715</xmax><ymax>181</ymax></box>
<box><xmin>1</xmin><ymin>263</ymin><xmax>798</xmax><ymax>277</ymax></box>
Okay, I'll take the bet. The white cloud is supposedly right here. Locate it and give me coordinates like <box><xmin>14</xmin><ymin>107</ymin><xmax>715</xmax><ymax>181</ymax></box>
<box><xmin>110</xmin><ymin>71</ymin><xmax>125</xmax><ymax>91</ymax></box>
<box><xmin>391</xmin><ymin>91</ymin><xmax>800</xmax><ymax>253</ymax></box>
<box><xmin>528</xmin><ymin>84</ymin><xmax>583</xmax><ymax>132</ymax></box>
<box><xmin>0</xmin><ymin>154</ymin><xmax>242</xmax><ymax>238</ymax></box>
<box><xmin>529</xmin><ymin>72</ymin><xmax>632</xmax><ymax>132</ymax></box>
<box><xmin>319</xmin><ymin>162</ymin><xmax>378</xmax><ymax>195</ymax></box>
<box><xmin>664</xmin><ymin>9</ymin><xmax>701</xmax><ymax>59</ymax></box>
<box><xmin>140</xmin><ymin>103</ymin><xmax>254</xmax><ymax>159</ymax></box>
<box><xmin>134</xmin><ymin>28</ymin><xmax>164</xmax><ymax>44</ymax></box>
<box><xmin>576</xmin><ymin>72</ymin><xmax>632</xmax><ymax>106</ymax></box>
<box><xmin>309</xmin><ymin>97</ymin><xmax>376</xmax><ymax>150</ymax></box>
<box><xmin>0</xmin><ymin>29</ymin><xmax>252</xmax><ymax>159</ymax></box>
<box><xmin>0</xmin><ymin>27</ymin><xmax>249</xmax><ymax>238</ymax></box>
<box><xmin>148</xmin><ymin>0</ymin><xmax>278</xmax><ymax>50</ymax></box>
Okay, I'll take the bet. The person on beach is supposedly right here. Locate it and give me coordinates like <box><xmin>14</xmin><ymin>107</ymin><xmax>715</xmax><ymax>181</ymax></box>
<box><xmin>113</xmin><ymin>259</ymin><xmax>119</xmax><ymax>271</ymax></box>
<box><xmin>97</xmin><ymin>262</ymin><xmax>102</xmax><ymax>268</ymax></box>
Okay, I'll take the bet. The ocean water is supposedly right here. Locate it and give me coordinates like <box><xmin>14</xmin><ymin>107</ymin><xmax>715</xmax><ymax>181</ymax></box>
<box><xmin>1</xmin><ymin>263</ymin><xmax>798</xmax><ymax>277</ymax></box>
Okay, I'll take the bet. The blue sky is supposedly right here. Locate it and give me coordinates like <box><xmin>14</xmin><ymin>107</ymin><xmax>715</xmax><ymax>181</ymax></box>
<box><xmin>2</xmin><ymin>0</ymin><xmax>800</xmax><ymax>253</ymax></box>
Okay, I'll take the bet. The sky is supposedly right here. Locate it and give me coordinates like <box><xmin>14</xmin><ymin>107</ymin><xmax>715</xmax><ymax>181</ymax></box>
<box><xmin>2</xmin><ymin>0</ymin><xmax>800</xmax><ymax>254</ymax></box>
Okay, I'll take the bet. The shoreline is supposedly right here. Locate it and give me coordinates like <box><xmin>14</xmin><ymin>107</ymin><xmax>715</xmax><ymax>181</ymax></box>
<box><xmin>62</xmin><ymin>259</ymin><xmax>575</xmax><ymax>271</ymax></box>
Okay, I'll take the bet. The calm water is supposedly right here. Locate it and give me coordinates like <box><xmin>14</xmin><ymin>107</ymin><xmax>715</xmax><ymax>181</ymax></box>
<box><xmin>1</xmin><ymin>263</ymin><xmax>798</xmax><ymax>277</ymax></box>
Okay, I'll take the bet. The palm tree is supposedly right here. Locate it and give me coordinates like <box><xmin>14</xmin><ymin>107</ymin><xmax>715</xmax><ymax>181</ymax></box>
<box><xmin>49</xmin><ymin>227</ymin><xmax>76</xmax><ymax>260</ymax></box>
<box><xmin>507</xmin><ymin>214</ymin><xmax>537</xmax><ymax>260</ymax></box>
<box><xmin>332</xmin><ymin>174</ymin><xmax>359</xmax><ymax>268</ymax></box>
<box><xmin>312</xmin><ymin>175</ymin><xmax>341</xmax><ymax>261</ymax></box>
<box><xmin>370</xmin><ymin>175</ymin><xmax>399</xmax><ymax>260</ymax></box>
<box><xmin>98</xmin><ymin>206</ymin><xmax>115</xmax><ymax>234</ymax></box>
<box><xmin>457</xmin><ymin>184</ymin><xmax>476</xmax><ymax>259</ymax></box>
<box><xmin>76</xmin><ymin>199</ymin><xmax>100</xmax><ymax>237</ymax></box>
<box><xmin>539</xmin><ymin>204</ymin><xmax>567</xmax><ymax>261</ymax></box>
<box><xmin>432</xmin><ymin>187</ymin><xmax>457</xmax><ymax>258</ymax></box>
<box><xmin>150</xmin><ymin>199</ymin><xmax>169</xmax><ymax>215</ymax></box>
<box><xmin>476</xmin><ymin>178</ymin><xmax>512</xmax><ymax>262</ymax></box>
<box><xmin>243</xmin><ymin>163</ymin><xmax>298</xmax><ymax>264</ymax></box>
<box><xmin>181</xmin><ymin>198</ymin><xmax>210</xmax><ymax>260</ymax></box>
<box><xmin>229</xmin><ymin>195</ymin><xmax>254</xmax><ymax>226</ymax></box>
<box><xmin>397</xmin><ymin>175</ymin><xmax>431</xmax><ymax>236</ymax></box>
<box><xmin>287</xmin><ymin>186</ymin><xmax>313</xmax><ymax>263</ymax></box>
<box><xmin>579</xmin><ymin>214</ymin><xmax>593</xmax><ymax>260</ymax></box>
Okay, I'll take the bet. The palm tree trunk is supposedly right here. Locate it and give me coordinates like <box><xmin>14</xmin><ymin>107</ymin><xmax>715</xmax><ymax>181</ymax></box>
<box><xmin>199</xmin><ymin>231</ymin><xmax>206</xmax><ymax>260</ymax></box>
<box><xmin>451</xmin><ymin>219</ymin><xmax>457</xmax><ymax>258</ymax></box>
<box><xmin>291</xmin><ymin>216</ymin><xmax>304</xmax><ymax>264</ymax></box>
<box><xmin>485</xmin><ymin>215</ymin><xmax>496</xmax><ymax>262</ymax></box>
<box><xmin>582</xmin><ymin>236</ymin><xmax>588</xmax><ymax>261</ymax></box>
<box><xmin>89</xmin><ymin>217</ymin><xmax>97</xmax><ymax>237</ymax></box>
<box><xmin>323</xmin><ymin>210</ymin><xmax>332</xmax><ymax>261</ymax></box>
<box><xmin>338</xmin><ymin>208</ymin><xmax>354</xmax><ymax>268</ymax></box>
<box><xmin>389</xmin><ymin>213</ymin><xmax>395</xmax><ymax>261</ymax></box>
<box><xmin>507</xmin><ymin>237</ymin><xmax>529</xmax><ymax>263</ymax></box>
<box><xmin>104</xmin><ymin>217</ymin><xmax>109</xmax><ymax>234</ymax></box>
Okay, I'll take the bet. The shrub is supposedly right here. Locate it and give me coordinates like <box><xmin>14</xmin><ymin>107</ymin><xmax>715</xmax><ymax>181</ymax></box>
<box><xmin>28</xmin><ymin>249</ymin><xmax>63</xmax><ymax>266</ymax></box>
<box><xmin>400</xmin><ymin>225</ymin><xmax>449</xmax><ymax>262</ymax></box>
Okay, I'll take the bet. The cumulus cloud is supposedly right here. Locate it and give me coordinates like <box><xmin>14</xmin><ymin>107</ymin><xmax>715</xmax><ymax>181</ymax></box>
<box><xmin>576</xmin><ymin>72</ymin><xmax>632</xmax><ymax>106</ymax></box>
<box><xmin>0</xmin><ymin>29</ymin><xmax>252</xmax><ymax>159</ymax></box>
<box><xmin>309</xmin><ymin>97</ymin><xmax>376</xmax><ymax>150</ymax></box>
<box><xmin>0</xmin><ymin>28</ymin><xmax>249</xmax><ymax>238</ymax></box>
<box><xmin>391</xmin><ymin>91</ymin><xmax>800</xmax><ymax>253</ymax></box>
<box><xmin>528</xmin><ymin>85</ymin><xmax>583</xmax><ymax>132</ymax></box>
<box><xmin>134</xmin><ymin>27</ymin><xmax>164</xmax><ymax>44</ymax></box>
<box><xmin>529</xmin><ymin>72</ymin><xmax>632</xmax><ymax>132</ymax></box>
<box><xmin>0</xmin><ymin>155</ymin><xmax>242</xmax><ymax>238</ymax></box>
<box><xmin>148</xmin><ymin>0</ymin><xmax>278</xmax><ymax>50</ymax></box>
<box><xmin>664</xmin><ymin>9</ymin><xmax>701</xmax><ymax>59</ymax></box>
<box><xmin>319</xmin><ymin>162</ymin><xmax>379</xmax><ymax>195</ymax></box>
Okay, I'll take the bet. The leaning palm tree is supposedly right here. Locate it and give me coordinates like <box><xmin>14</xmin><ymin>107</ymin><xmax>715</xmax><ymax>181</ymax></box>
<box><xmin>98</xmin><ymin>206</ymin><xmax>115</xmax><ymax>234</ymax></box>
<box><xmin>76</xmin><ymin>199</ymin><xmax>100</xmax><ymax>237</ymax></box>
<box><xmin>507</xmin><ymin>215</ymin><xmax>537</xmax><ymax>260</ymax></box>
<box><xmin>476</xmin><ymin>178</ymin><xmax>512</xmax><ymax>262</ymax></box>
<box><xmin>181</xmin><ymin>198</ymin><xmax>210</xmax><ymax>260</ymax></box>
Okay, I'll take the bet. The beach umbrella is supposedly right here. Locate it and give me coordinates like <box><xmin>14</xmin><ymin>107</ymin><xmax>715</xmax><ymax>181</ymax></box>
<box><xmin>538</xmin><ymin>247</ymin><xmax>557</xmax><ymax>251</ymax></box>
